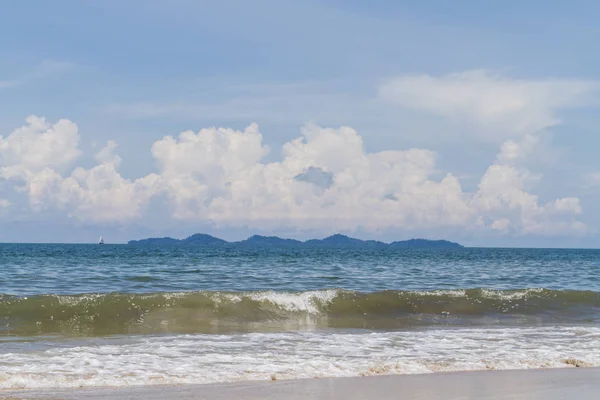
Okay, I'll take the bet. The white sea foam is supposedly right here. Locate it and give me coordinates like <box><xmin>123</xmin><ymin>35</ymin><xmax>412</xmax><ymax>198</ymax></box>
<box><xmin>190</xmin><ymin>289</ymin><xmax>341</xmax><ymax>314</ymax></box>
<box><xmin>411</xmin><ymin>289</ymin><xmax>467</xmax><ymax>297</ymax></box>
<box><xmin>245</xmin><ymin>289</ymin><xmax>340</xmax><ymax>313</ymax></box>
<box><xmin>479</xmin><ymin>288</ymin><xmax>546</xmax><ymax>300</ymax></box>
<box><xmin>1</xmin><ymin>326</ymin><xmax>599</xmax><ymax>389</ymax></box>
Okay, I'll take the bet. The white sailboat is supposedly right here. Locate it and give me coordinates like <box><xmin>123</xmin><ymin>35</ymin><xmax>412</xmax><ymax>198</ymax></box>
<box><xmin>98</xmin><ymin>236</ymin><xmax>104</xmax><ymax>245</ymax></box>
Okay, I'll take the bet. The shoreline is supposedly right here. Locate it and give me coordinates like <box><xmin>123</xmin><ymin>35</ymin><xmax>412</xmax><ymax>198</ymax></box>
<box><xmin>3</xmin><ymin>367</ymin><xmax>600</xmax><ymax>400</ymax></box>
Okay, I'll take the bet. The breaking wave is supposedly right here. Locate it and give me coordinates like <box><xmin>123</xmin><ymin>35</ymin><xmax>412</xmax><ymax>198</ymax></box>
<box><xmin>2</xmin><ymin>288</ymin><xmax>599</xmax><ymax>336</ymax></box>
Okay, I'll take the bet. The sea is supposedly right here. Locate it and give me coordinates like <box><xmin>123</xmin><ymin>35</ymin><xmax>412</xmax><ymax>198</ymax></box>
<box><xmin>1</xmin><ymin>244</ymin><xmax>600</xmax><ymax>389</ymax></box>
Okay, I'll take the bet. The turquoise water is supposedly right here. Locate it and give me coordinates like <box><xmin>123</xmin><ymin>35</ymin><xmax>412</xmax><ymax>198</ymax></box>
<box><xmin>1</xmin><ymin>244</ymin><xmax>600</xmax><ymax>388</ymax></box>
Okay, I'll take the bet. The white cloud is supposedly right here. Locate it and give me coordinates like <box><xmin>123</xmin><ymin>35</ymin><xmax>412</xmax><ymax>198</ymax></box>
<box><xmin>149</xmin><ymin>123</ymin><xmax>270</xmax><ymax>219</ymax></box>
<box><xmin>0</xmin><ymin>115</ymin><xmax>80</xmax><ymax>181</ymax></box>
<box><xmin>27</xmin><ymin>142</ymin><xmax>160</xmax><ymax>222</ymax></box>
<box><xmin>472</xmin><ymin>163</ymin><xmax>584</xmax><ymax>235</ymax></box>
<box><xmin>149</xmin><ymin>123</ymin><xmax>472</xmax><ymax>230</ymax></box>
<box><xmin>0</xmin><ymin>199</ymin><xmax>11</xmax><ymax>208</ymax></box>
<box><xmin>0</xmin><ymin>118</ymin><xmax>157</xmax><ymax>222</ymax></box>
<box><xmin>378</xmin><ymin>70</ymin><xmax>598</xmax><ymax>139</ymax></box>
<box><xmin>496</xmin><ymin>134</ymin><xmax>540</xmax><ymax>164</ymax></box>
<box><xmin>150</xmin><ymin>123</ymin><xmax>584</xmax><ymax>235</ymax></box>
<box><xmin>374</xmin><ymin>70</ymin><xmax>595</xmax><ymax>236</ymax></box>
<box><xmin>0</xmin><ymin>114</ymin><xmax>588</xmax><ymax>236</ymax></box>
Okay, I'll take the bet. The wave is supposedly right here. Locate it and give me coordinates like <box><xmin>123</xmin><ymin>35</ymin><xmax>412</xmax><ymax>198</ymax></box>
<box><xmin>1</xmin><ymin>288</ymin><xmax>599</xmax><ymax>336</ymax></box>
<box><xmin>2</xmin><ymin>327</ymin><xmax>600</xmax><ymax>388</ymax></box>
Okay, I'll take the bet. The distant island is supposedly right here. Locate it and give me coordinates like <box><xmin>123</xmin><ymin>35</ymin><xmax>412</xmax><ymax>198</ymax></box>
<box><xmin>127</xmin><ymin>233</ymin><xmax>463</xmax><ymax>249</ymax></box>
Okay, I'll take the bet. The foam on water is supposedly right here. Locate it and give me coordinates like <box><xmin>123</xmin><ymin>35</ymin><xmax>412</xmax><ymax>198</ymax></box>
<box><xmin>245</xmin><ymin>289</ymin><xmax>340</xmax><ymax>313</ymax></box>
<box><xmin>1</xmin><ymin>326</ymin><xmax>599</xmax><ymax>389</ymax></box>
<box><xmin>479</xmin><ymin>288</ymin><xmax>546</xmax><ymax>300</ymax></box>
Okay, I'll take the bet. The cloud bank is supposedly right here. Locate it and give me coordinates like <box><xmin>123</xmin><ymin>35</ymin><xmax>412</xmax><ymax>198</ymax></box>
<box><xmin>0</xmin><ymin>120</ymin><xmax>584</xmax><ymax>236</ymax></box>
<box><xmin>1</xmin><ymin>70</ymin><xmax>595</xmax><ymax>236</ymax></box>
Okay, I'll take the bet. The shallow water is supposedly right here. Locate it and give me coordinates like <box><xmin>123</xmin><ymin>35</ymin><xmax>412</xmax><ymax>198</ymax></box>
<box><xmin>1</xmin><ymin>244</ymin><xmax>599</xmax><ymax>388</ymax></box>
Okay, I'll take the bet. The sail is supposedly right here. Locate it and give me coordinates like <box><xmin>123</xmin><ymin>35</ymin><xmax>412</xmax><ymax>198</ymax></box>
<box><xmin>99</xmin><ymin>236</ymin><xmax>104</xmax><ymax>244</ymax></box>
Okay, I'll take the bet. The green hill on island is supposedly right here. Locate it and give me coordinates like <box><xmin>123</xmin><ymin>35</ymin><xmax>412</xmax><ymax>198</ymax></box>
<box><xmin>128</xmin><ymin>234</ymin><xmax>463</xmax><ymax>249</ymax></box>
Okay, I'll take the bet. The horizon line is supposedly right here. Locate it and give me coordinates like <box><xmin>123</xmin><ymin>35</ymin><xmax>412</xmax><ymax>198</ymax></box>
<box><xmin>0</xmin><ymin>241</ymin><xmax>598</xmax><ymax>250</ymax></box>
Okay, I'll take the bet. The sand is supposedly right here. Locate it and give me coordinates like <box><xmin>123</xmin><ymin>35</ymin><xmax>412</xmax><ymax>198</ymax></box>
<box><xmin>2</xmin><ymin>367</ymin><xmax>600</xmax><ymax>400</ymax></box>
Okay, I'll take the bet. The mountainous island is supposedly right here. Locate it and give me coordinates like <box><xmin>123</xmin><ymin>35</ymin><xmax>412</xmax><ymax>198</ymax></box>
<box><xmin>127</xmin><ymin>233</ymin><xmax>463</xmax><ymax>249</ymax></box>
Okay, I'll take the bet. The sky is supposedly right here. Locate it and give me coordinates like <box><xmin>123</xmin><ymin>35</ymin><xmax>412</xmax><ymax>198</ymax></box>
<box><xmin>1</xmin><ymin>0</ymin><xmax>600</xmax><ymax>247</ymax></box>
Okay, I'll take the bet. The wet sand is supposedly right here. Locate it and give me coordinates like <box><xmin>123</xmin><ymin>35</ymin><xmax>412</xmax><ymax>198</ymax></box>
<box><xmin>2</xmin><ymin>367</ymin><xmax>600</xmax><ymax>400</ymax></box>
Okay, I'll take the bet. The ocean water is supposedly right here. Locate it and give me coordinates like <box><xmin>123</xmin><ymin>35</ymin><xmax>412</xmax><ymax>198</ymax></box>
<box><xmin>1</xmin><ymin>244</ymin><xmax>600</xmax><ymax>389</ymax></box>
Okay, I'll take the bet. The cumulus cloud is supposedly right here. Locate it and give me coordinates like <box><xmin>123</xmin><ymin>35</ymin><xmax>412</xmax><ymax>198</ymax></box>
<box><xmin>37</xmin><ymin>142</ymin><xmax>160</xmax><ymax>222</ymax></box>
<box><xmin>0</xmin><ymin>117</ymin><xmax>158</xmax><ymax>222</ymax></box>
<box><xmin>0</xmin><ymin>115</ymin><xmax>80</xmax><ymax>181</ymax></box>
<box><xmin>149</xmin><ymin>123</ymin><xmax>270</xmax><ymax>219</ymax></box>
<box><xmin>473</xmin><ymin>163</ymin><xmax>583</xmax><ymax>235</ymax></box>
<box><xmin>378</xmin><ymin>70</ymin><xmax>598</xmax><ymax>139</ymax></box>
<box><xmin>148</xmin><ymin>123</ymin><xmax>472</xmax><ymax>230</ymax></box>
<box><xmin>2</xmin><ymin>68</ymin><xmax>594</xmax><ymax>235</ymax></box>
<box><xmin>373</xmin><ymin>69</ymin><xmax>595</xmax><ymax>236</ymax></box>
<box><xmin>0</xmin><ymin>115</ymin><xmax>584</xmax><ymax>236</ymax></box>
<box><xmin>36</xmin><ymin>143</ymin><xmax>160</xmax><ymax>222</ymax></box>
<box><xmin>0</xmin><ymin>199</ymin><xmax>11</xmax><ymax>208</ymax></box>
<box><xmin>496</xmin><ymin>134</ymin><xmax>540</xmax><ymax>164</ymax></box>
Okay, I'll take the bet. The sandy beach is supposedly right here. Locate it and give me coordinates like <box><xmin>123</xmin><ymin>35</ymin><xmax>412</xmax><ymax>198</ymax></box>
<box><xmin>2</xmin><ymin>367</ymin><xmax>599</xmax><ymax>400</ymax></box>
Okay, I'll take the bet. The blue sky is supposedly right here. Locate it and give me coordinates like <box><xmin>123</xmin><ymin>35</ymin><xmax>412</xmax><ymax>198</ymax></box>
<box><xmin>1</xmin><ymin>0</ymin><xmax>600</xmax><ymax>246</ymax></box>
